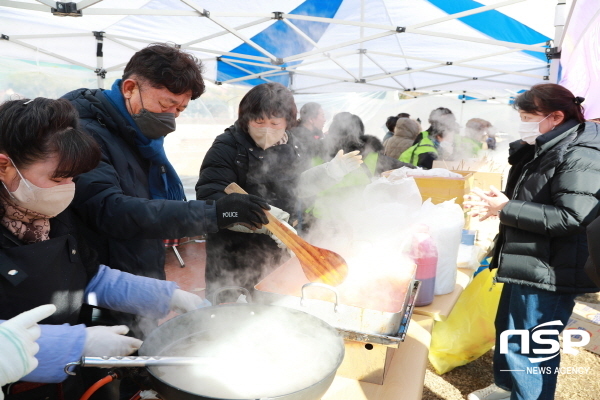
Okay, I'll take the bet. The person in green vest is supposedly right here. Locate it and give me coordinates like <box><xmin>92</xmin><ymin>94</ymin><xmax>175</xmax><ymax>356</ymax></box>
<box><xmin>399</xmin><ymin>107</ymin><xmax>458</xmax><ymax>169</ymax></box>
<box><xmin>300</xmin><ymin>112</ymin><xmax>414</xmax><ymax>232</ymax></box>
<box><xmin>454</xmin><ymin>117</ymin><xmax>494</xmax><ymax>158</ymax></box>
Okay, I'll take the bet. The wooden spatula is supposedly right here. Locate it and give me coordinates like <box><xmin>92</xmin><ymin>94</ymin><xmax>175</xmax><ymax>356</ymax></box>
<box><xmin>224</xmin><ymin>182</ymin><xmax>348</xmax><ymax>286</ymax></box>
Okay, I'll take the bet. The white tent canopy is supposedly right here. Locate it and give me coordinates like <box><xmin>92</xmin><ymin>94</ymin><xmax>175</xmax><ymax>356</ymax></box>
<box><xmin>0</xmin><ymin>0</ymin><xmax>558</xmax><ymax>99</ymax></box>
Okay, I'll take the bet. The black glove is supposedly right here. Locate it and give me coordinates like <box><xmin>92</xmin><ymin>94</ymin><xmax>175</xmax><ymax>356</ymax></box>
<box><xmin>215</xmin><ymin>193</ymin><xmax>270</xmax><ymax>229</ymax></box>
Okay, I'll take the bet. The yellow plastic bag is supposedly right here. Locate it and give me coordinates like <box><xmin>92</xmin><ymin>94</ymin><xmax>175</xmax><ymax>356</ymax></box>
<box><xmin>428</xmin><ymin>268</ymin><xmax>504</xmax><ymax>374</ymax></box>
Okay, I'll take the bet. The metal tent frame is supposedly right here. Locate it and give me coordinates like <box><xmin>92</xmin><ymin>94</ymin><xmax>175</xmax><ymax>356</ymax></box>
<box><xmin>0</xmin><ymin>0</ymin><xmax>561</xmax><ymax>98</ymax></box>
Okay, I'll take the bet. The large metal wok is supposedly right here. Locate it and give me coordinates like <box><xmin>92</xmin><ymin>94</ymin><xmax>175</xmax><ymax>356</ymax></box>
<box><xmin>69</xmin><ymin>304</ymin><xmax>345</xmax><ymax>400</ymax></box>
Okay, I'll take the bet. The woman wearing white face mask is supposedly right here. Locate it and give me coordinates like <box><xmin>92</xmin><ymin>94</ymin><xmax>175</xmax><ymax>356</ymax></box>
<box><xmin>0</xmin><ymin>98</ymin><xmax>212</xmax><ymax>400</ymax></box>
<box><xmin>464</xmin><ymin>84</ymin><xmax>600</xmax><ymax>400</ymax></box>
<box><xmin>196</xmin><ymin>83</ymin><xmax>363</xmax><ymax>300</ymax></box>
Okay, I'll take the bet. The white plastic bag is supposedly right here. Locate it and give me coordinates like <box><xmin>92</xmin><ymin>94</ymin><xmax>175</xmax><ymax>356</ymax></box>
<box><xmin>418</xmin><ymin>199</ymin><xmax>464</xmax><ymax>295</ymax></box>
<box><xmin>363</xmin><ymin>175</ymin><xmax>422</xmax><ymax>211</ymax></box>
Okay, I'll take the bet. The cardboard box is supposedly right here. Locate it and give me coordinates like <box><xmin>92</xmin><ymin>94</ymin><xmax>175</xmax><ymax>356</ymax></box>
<box><xmin>432</xmin><ymin>161</ymin><xmax>504</xmax><ymax>191</ymax></box>
<box><xmin>411</xmin><ymin>171</ymin><xmax>473</xmax><ymax>206</ymax></box>
<box><xmin>336</xmin><ymin>341</ymin><xmax>395</xmax><ymax>385</ymax></box>
<box><xmin>564</xmin><ymin>301</ymin><xmax>600</xmax><ymax>355</ymax></box>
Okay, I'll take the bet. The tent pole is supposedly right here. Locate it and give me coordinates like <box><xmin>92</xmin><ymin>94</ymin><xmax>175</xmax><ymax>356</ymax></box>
<box><xmin>181</xmin><ymin>0</ymin><xmax>278</xmax><ymax>62</ymax></box>
<box><xmin>283</xmin><ymin>12</ymin><xmax>546</xmax><ymax>52</ymax></box>
<box><xmin>216</xmin><ymin>58</ymin><xmax>281</xmax><ymax>70</ymax></box>
<box><xmin>407</xmin><ymin>28</ymin><xmax>546</xmax><ymax>53</ymax></box>
<box><xmin>416</xmin><ymin>67</ymin><xmax>546</xmax><ymax>91</ymax></box>
<box><xmin>105</xmin><ymin>36</ymin><xmax>139</xmax><ymax>52</ymax></box>
<box><xmin>293</xmin><ymin>50</ymin><xmax>358</xmax><ymax>66</ymax></box>
<box><xmin>219</xmin><ymin>59</ymin><xmax>275</xmax><ymax>83</ymax></box>
<box><xmin>550</xmin><ymin>0</ymin><xmax>567</xmax><ymax>83</ymax></box>
<box><xmin>181</xmin><ymin>17</ymin><xmax>272</xmax><ymax>47</ymax></box>
<box><xmin>408</xmin><ymin>0</ymin><xmax>524</xmax><ymax>29</ymax></box>
<box><xmin>359</xmin><ymin>0</ymin><xmax>364</xmax><ymax>80</ymax></box>
<box><xmin>94</xmin><ymin>31</ymin><xmax>106</xmax><ymax>89</ymax></box>
<box><xmin>3</xmin><ymin>36</ymin><xmax>94</xmax><ymax>70</ymax></box>
<box><xmin>105</xmin><ymin>62</ymin><xmax>127</xmax><ymax>72</ymax></box>
<box><xmin>186</xmin><ymin>46</ymin><xmax>272</xmax><ymax>62</ymax></box>
<box><xmin>283</xmin><ymin>30</ymin><xmax>396</xmax><ymax>63</ymax></box>
<box><xmin>364</xmin><ymin>52</ymin><xmax>407</xmax><ymax>90</ymax></box>
<box><xmin>280</xmin><ymin>19</ymin><xmax>357</xmax><ymax>80</ymax></box>
<box><xmin>364</xmin><ymin>48</ymin><xmax>545</xmax><ymax>82</ymax></box>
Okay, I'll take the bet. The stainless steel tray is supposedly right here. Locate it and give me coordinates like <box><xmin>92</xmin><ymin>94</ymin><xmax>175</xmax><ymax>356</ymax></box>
<box><xmin>336</xmin><ymin>280</ymin><xmax>420</xmax><ymax>347</ymax></box>
<box><xmin>254</xmin><ymin>258</ymin><xmax>418</xmax><ymax>336</ymax></box>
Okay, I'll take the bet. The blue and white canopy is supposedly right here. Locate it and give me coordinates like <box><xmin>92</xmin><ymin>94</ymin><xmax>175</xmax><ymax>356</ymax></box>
<box><xmin>0</xmin><ymin>0</ymin><xmax>556</xmax><ymax>96</ymax></box>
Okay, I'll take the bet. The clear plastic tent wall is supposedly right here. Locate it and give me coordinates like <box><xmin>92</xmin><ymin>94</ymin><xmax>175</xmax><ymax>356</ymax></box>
<box><xmin>0</xmin><ymin>0</ymin><xmax>557</xmax><ymax>199</ymax></box>
<box><xmin>559</xmin><ymin>0</ymin><xmax>600</xmax><ymax>119</ymax></box>
<box><xmin>0</xmin><ymin>0</ymin><xmax>555</xmax><ymax>145</ymax></box>
<box><xmin>0</xmin><ymin>0</ymin><xmax>554</xmax><ymax>97</ymax></box>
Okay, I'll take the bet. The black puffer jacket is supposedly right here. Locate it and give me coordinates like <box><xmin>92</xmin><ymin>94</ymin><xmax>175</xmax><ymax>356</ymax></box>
<box><xmin>289</xmin><ymin>125</ymin><xmax>325</xmax><ymax>161</ymax></box>
<box><xmin>195</xmin><ymin>123</ymin><xmax>302</xmax><ymax>294</ymax></box>
<box><xmin>493</xmin><ymin>120</ymin><xmax>600</xmax><ymax>293</ymax></box>
<box><xmin>63</xmin><ymin>88</ymin><xmax>218</xmax><ymax>280</ymax></box>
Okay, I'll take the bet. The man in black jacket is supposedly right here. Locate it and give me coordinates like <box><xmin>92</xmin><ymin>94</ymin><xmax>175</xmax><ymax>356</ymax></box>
<box><xmin>63</xmin><ymin>44</ymin><xmax>269</xmax><ymax>283</ymax></box>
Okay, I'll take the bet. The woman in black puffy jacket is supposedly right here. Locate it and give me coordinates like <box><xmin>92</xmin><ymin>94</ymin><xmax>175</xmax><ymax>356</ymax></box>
<box><xmin>466</xmin><ymin>84</ymin><xmax>600</xmax><ymax>400</ymax></box>
<box><xmin>195</xmin><ymin>83</ymin><xmax>362</xmax><ymax>300</ymax></box>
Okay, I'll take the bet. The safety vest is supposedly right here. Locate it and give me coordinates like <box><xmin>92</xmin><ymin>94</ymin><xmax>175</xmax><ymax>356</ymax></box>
<box><xmin>399</xmin><ymin>131</ymin><xmax>437</xmax><ymax>166</ymax></box>
<box><xmin>308</xmin><ymin>152</ymin><xmax>379</xmax><ymax>218</ymax></box>
<box><xmin>455</xmin><ymin>136</ymin><xmax>483</xmax><ymax>157</ymax></box>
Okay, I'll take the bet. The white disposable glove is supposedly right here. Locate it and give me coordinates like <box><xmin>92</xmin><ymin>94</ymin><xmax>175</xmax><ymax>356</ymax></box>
<box><xmin>227</xmin><ymin>205</ymin><xmax>294</xmax><ymax>251</ymax></box>
<box><xmin>83</xmin><ymin>326</ymin><xmax>143</xmax><ymax>357</ymax></box>
<box><xmin>169</xmin><ymin>289</ymin><xmax>212</xmax><ymax>314</ymax></box>
<box><xmin>0</xmin><ymin>304</ymin><xmax>56</xmax><ymax>389</ymax></box>
<box><xmin>268</xmin><ymin>219</ymin><xmax>297</xmax><ymax>250</ymax></box>
<box><xmin>228</xmin><ymin>205</ymin><xmax>290</xmax><ymax>235</ymax></box>
<box><xmin>255</xmin><ymin>205</ymin><xmax>295</xmax><ymax>249</ymax></box>
<box><xmin>325</xmin><ymin>150</ymin><xmax>363</xmax><ymax>181</ymax></box>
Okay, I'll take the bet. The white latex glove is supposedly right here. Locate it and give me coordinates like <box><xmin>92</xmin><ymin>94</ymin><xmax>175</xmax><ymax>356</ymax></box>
<box><xmin>169</xmin><ymin>289</ymin><xmax>211</xmax><ymax>314</ymax></box>
<box><xmin>0</xmin><ymin>304</ymin><xmax>56</xmax><ymax>389</ymax></box>
<box><xmin>83</xmin><ymin>326</ymin><xmax>143</xmax><ymax>357</ymax></box>
<box><xmin>325</xmin><ymin>150</ymin><xmax>363</xmax><ymax>181</ymax></box>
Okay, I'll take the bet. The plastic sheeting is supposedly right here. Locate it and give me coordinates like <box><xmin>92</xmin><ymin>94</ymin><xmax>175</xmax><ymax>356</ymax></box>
<box><xmin>559</xmin><ymin>0</ymin><xmax>600</xmax><ymax>119</ymax></box>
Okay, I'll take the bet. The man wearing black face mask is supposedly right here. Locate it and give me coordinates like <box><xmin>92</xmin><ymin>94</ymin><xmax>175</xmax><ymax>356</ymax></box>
<box><xmin>61</xmin><ymin>43</ymin><xmax>269</xmax><ymax>283</ymax></box>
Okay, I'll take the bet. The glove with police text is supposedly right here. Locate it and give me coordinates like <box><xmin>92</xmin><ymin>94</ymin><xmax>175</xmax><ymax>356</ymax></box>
<box><xmin>230</xmin><ymin>205</ymin><xmax>289</xmax><ymax>235</ymax></box>
<box><xmin>0</xmin><ymin>304</ymin><xmax>56</xmax><ymax>389</ymax></box>
<box><xmin>169</xmin><ymin>289</ymin><xmax>211</xmax><ymax>314</ymax></box>
<box><xmin>325</xmin><ymin>150</ymin><xmax>363</xmax><ymax>181</ymax></box>
<box><xmin>83</xmin><ymin>326</ymin><xmax>143</xmax><ymax>357</ymax></box>
<box><xmin>215</xmin><ymin>193</ymin><xmax>270</xmax><ymax>229</ymax></box>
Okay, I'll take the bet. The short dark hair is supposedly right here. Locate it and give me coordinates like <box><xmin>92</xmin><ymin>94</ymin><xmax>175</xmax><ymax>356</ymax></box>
<box><xmin>123</xmin><ymin>43</ymin><xmax>206</xmax><ymax>100</ymax></box>
<box><xmin>0</xmin><ymin>98</ymin><xmax>101</xmax><ymax>186</ymax></box>
<box><xmin>386</xmin><ymin>116</ymin><xmax>399</xmax><ymax>131</ymax></box>
<box><xmin>299</xmin><ymin>102</ymin><xmax>322</xmax><ymax>125</ymax></box>
<box><xmin>238</xmin><ymin>83</ymin><xmax>298</xmax><ymax>132</ymax></box>
<box><xmin>326</xmin><ymin>112</ymin><xmax>365</xmax><ymax>156</ymax></box>
<box><xmin>397</xmin><ymin>112</ymin><xmax>410</xmax><ymax>118</ymax></box>
<box><xmin>429</xmin><ymin>107</ymin><xmax>453</xmax><ymax>122</ymax></box>
<box><xmin>514</xmin><ymin>83</ymin><xmax>585</xmax><ymax>123</ymax></box>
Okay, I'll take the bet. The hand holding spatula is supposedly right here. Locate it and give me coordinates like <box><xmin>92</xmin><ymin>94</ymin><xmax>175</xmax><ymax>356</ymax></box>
<box><xmin>224</xmin><ymin>182</ymin><xmax>348</xmax><ymax>286</ymax></box>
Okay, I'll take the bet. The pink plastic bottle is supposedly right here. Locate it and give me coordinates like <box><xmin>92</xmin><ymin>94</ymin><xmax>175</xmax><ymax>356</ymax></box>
<box><xmin>410</xmin><ymin>225</ymin><xmax>438</xmax><ymax>307</ymax></box>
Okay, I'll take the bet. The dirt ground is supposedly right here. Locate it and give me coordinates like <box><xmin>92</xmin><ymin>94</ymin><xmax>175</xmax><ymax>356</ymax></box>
<box><xmin>422</xmin><ymin>292</ymin><xmax>600</xmax><ymax>400</ymax></box>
